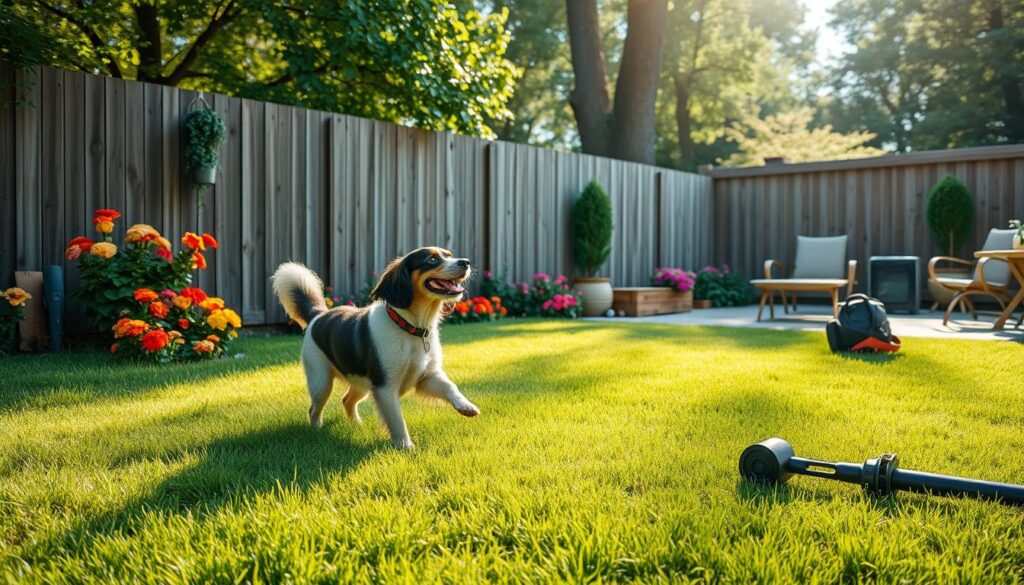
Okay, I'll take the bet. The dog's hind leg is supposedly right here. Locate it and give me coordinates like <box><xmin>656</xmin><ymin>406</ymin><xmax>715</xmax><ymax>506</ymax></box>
<box><xmin>341</xmin><ymin>385</ymin><xmax>368</xmax><ymax>423</ymax></box>
<box><xmin>301</xmin><ymin>335</ymin><xmax>334</xmax><ymax>428</ymax></box>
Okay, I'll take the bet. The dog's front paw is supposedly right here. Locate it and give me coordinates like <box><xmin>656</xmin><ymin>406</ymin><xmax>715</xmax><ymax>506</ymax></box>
<box><xmin>392</xmin><ymin>438</ymin><xmax>416</xmax><ymax>451</ymax></box>
<box><xmin>455</xmin><ymin>401</ymin><xmax>480</xmax><ymax>417</ymax></box>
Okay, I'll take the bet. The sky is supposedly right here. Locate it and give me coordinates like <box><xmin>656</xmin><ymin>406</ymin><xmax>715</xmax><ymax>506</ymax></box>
<box><xmin>803</xmin><ymin>0</ymin><xmax>850</xmax><ymax>65</ymax></box>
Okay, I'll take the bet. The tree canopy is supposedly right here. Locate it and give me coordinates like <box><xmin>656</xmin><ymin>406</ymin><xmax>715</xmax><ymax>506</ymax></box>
<box><xmin>2</xmin><ymin>0</ymin><xmax>519</xmax><ymax>138</ymax></box>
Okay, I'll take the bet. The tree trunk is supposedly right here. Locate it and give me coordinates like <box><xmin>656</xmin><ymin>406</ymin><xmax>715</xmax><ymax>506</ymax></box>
<box><xmin>566</xmin><ymin>0</ymin><xmax>611</xmax><ymax>157</ymax></box>
<box><xmin>134</xmin><ymin>3</ymin><xmax>163</xmax><ymax>83</ymax></box>
<box><xmin>609</xmin><ymin>0</ymin><xmax>669</xmax><ymax>164</ymax></box>
<box><xmin>674</xmin><ymin>74</ymin><xmax>695</xmax><ymax>170</ymax></box>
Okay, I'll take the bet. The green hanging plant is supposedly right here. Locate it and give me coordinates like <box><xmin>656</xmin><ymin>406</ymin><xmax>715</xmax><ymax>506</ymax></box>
<box><xmin>183</xmin><ymin>106</ymin><xmax>226</xmax><ymax>184</ymax></box>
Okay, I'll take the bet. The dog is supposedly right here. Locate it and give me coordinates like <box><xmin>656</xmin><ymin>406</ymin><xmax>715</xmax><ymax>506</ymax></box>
<box><xmin>271</xmin><ymin>247</ymin><xmax>480</xmax><ymax>450</ymax></box>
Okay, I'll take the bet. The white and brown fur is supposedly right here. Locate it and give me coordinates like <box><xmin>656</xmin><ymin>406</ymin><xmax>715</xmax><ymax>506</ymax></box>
<box><xmin>271</xmin><ymin>247</ymin><xmax>479</xmax><ymax>450</ymax></box>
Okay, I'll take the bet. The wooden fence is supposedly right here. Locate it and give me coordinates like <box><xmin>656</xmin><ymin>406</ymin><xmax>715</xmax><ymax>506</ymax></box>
<box><xmin>1</xmin><ymin>63</ymin><xmax>713</xmax><ymax>328</ymax></box>
<box><xmin>705</xmin><ymin>147</ymin><xmax>1024</xmax><ymax>291</ymax></box>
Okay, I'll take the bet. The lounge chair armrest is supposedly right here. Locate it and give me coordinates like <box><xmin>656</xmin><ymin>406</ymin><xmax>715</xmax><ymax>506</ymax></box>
<box><xmin>846</xmin><ymin>260</ymin><xmax>857</xmax><ymax>296</ymax></box>
<box><xmin>764</xmin><ymin>259</ymin><xmax>784</xmax><ymax>279</ymax></box>
<box><xmin>928</xmin><ymin>256</ymin><xmax>975</xmax><ymax>280</ymax></box>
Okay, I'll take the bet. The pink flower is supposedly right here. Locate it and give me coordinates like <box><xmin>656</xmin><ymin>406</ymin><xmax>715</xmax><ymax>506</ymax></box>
<box><xmin>542</xmin><ymin>300</ymin><xmax>553</xmax><ymax>310</ymax></box>
<box><xmin>483</xmin><ymin>270</ymin><xmax>493</xmax><ymax>278</ymax></box>
<box><xmin>160</xmin><ymin>289</ymin><xmax>177</xmax><ymax>300</ymax></box>
<box><xmin>532</xmin><ymin>272</ymin><xmax>550</xmax><ymax>281</ymax></box>
<box><xmin>555</xmin><ymin>275</ymin><xmax>568</xmax><ymax>284</ymax></box>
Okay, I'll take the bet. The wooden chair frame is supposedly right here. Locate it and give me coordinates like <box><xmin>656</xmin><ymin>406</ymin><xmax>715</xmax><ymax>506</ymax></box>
<box><xmin>927</xmin><ymin>256</ymin><xmax>1010</xmax><ymax>326</ymax></box>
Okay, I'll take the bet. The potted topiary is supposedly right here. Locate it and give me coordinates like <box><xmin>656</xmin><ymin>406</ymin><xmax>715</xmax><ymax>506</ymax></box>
<box><xmin>925</xmin><ymin>175</ymin><xmax>975</xmax><ymax>308</ymax></box>
<box><xmin>571</xmin><ymin>180</ymin><xmax>614</xmax><ymax>316</ymax></box>
<box><xmin>184</xmin><ymin>105</ymin><xmax>227</xmax><ymax>185</ymax></box>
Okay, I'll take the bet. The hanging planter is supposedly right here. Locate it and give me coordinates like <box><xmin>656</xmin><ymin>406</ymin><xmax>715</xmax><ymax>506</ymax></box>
<box><xmin>183</xmin><ymin>95</ymin><xmax>226</xmax><ymax>186</ymax></box>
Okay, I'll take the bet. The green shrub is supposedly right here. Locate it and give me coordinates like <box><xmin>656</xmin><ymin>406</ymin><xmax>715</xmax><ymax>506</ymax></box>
<box><xmin>571</xmin><ymin>181</ymin><xmax>613</xmax><ymax>277</ymax></box>
<box><xmin>693</xmin><ymin>265</ymin><xmax>749</xmax><ymax>307</ymax></box>
<box><xmin>925</xmin><ymin>175</ymin><xmax>975</xmax><ymax>256</ymax></box>
<box><xmin>183</xmin><ymin>108</ymin><xmax>227</xmax><ymax>171</ymax></box>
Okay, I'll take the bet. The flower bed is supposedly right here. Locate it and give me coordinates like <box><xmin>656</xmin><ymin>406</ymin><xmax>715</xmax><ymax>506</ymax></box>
<box><xmin>66</xmin><ymin>209</ymin><xmax>243</xmax><ymax>362</ymax></box>
<box><xmin>480</xmin><ymin>271</ymin><xmax>582</xmax><ymax>319</ymax></box>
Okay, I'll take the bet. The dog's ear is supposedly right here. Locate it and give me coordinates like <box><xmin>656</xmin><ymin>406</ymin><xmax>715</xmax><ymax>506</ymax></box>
<box><xmin>371</xmin><ymin>256</ymin><xmax>413</xmax><ymax>308</ymax></box>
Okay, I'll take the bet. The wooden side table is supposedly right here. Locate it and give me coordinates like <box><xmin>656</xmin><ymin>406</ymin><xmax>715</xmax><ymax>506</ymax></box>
<box><xmin>973</xmin><ymin>249</ymin><xmax>1024</xmax><ymax>329</ymax></box>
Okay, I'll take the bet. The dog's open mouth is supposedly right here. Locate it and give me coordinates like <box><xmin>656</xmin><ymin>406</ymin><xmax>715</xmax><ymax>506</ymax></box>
<box><xmin>426</xmin><ymin>279</ymin><xmax>465</xmax><ymax>296</ymax></box>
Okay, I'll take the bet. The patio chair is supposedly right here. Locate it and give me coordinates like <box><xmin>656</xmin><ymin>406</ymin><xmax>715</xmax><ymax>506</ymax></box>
<box><xmin>928</xmin><ymin>228</ymin><xmax>1016</xmax><ymax>327</ymax></box>
<box><xmin>751</xmin><ymin>235</ymin><xmax>856</xmax><ymax>321</ymax></box>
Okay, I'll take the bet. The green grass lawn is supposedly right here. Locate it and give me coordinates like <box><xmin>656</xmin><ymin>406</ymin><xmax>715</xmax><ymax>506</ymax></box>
<box><xmin>1</xmin><ymin>321</ymin><xmax>1023</xmax><ymax>583</ymax></box>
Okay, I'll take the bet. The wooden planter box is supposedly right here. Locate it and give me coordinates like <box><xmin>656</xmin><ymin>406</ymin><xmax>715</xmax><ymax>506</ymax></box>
<box><xmin>612</xmin><ymin>287</ymin><xmax>692</xmax><ymax>317</ymax></box>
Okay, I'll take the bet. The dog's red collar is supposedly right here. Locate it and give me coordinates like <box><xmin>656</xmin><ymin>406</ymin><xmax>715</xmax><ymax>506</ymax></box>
<box><xmin>385</xmin><ymin>305</ymin><xmax>429</xmax><ymax>339</ymax></box>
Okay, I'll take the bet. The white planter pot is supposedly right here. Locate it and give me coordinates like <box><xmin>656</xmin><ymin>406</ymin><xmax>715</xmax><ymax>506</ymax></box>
<box><xmin>574</xmin><ymin>277</ymin><xmax>613</xmax><ymax>317</ymax></box>
<box><xmin>1014</xmin><ymin>233</ymin><xmax>1024</xmax><ymax>250</ymax></box>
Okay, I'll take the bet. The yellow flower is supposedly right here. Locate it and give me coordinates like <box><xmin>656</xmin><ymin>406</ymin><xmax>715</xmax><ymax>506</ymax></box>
<box><xmin>173</xmin><ymin>296</ymin><xmax>192</xmax><ymax>310</ymax></box>
<box><xmin>199</xmin><ymin>297</ymin><xmax>225</xmax><ymax>311</ymax></box>
<box><xmin>90</xmin><ymin>242</ymin><xmax>118</xmax><ymax>259</ymax></box>
<box><xmin>221</xmin><ymin>308</ymin><xmax>241</xmax><ymax>328</ymax></box>
<box><xmin>94</xmin><ymin>220</ymin><xmax>114</xmax><ymax>234</ymax></box>
<box><xmin>3</xmin><ymin>287</ymin><xmax>31</xmax><ymax>307</ymax></box>
<box><xmin>125</xmin><ymin>224</ymin><xmax>160</xmax><ymax>243</ymax></box>
<box><xmin>230</xmin><ymin>330</ymin><xmax>238</xmax><ymax>339</ymax></box>
<box><xmin>192</xmin><ymin>340</ymin><xmax>216</xmax><ymax>353</ymax></box>
<box><xmin>174</xmin><ymin>338</ymin><xmax>185</xmax><ymax>345</ymax></box>
<box><xmin>206</xmin><ymin>310</ymin><xmax>229</xmax><ymax>330</ymax></box>
<box><xmin>155</xmin><ymin>236</ymin><xmax>172</xmax><ymax>250</ymax></box>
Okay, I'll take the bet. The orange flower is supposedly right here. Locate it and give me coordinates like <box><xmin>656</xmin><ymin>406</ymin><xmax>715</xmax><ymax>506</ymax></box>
<box><xmin>180</xmin><ymin>287</ymin><xmax>207</xmax><ymax>303</ymax></box>
<box><xmin>201</xmin><ymin>233</ymin><xmax>219</xmax><ymax>249</ymax></box>
<box><xmin>490</xmin><ymin>296</ymin><xmax>501</xmax><ymax>304</ymax></box>
<box><xmin>168</xmin><ymin>330</ymin><xmax>182</xmax><ymax>339</ymax></box>
<box><xmin>474</xmin><ymin>304</ymin><xmax>487</xmax><ymax>314</ymax></box>
<box><xmin>181</xmin><ymin>232</ymin><xmax>205</xmax><ymax>251</ymax></box>
<box><xmin>199</xmin><ymin>297</ymin><xmax>225</xmax><ymax>311</ymax></box>
<box><xmin>173</xmin><ymin>296</ymin><xmax>192</xmax><ymax>310</ymax></box>
<box><xmin>133</xmin><ymin>288</ymin><xmax>159</xmax><ymax>303</ymax></box>
<box><xmin>141</xmin><ymin>329</ymin><xmax>169</xmax><ymax>352</ymax></box>
<box><xmin>455</xmin><ymin>302</ymin><xmax>469</xmax><ymax>314</ymax></box>
<box><xmin>126</xmin><ymin>224</ymin><xmax>160</xmax><ymax>243</ymax></box>
<box><xmin>149</xmin><ymin>302</ymin><xmax>169</xmax><ymax>318</ymax></box>
<box><xmin>178</xmin><ymin>318</ymin><xmax>190</xmax><ymax>329</ymax></box>
<box><xmin>230</xmin><ymin>330</ymin><xmax>238</xmax><ymax>339</ymax></box>
<box><xmin>192</xmin><ymin>340</ymin><xmax>216</xmax><ymax>353</ymax></box>
<box><xmin>3</xmin><ymin>287</ymin><xmax>31</xmax><ymax>307</ymax></box>
<box><xmin>206</xmin><ymin>334</ymin><xmax>220</xmax><ymax>343</ymax></box>
<box><xmin>113</xmin><ymin>318</ymin><xmax>148</xmax><ymax>338</ymax></box>
<box><xmin>92</xmin><ymin>216</ymin><xmax>115</xmax><ymax>234</ymax></box>
<box><xmin>90</xmin><ymin>242</ymin><xmax>118</xmax><ymax>259</ymax></box>
<box><xmin>192</xmin><ymin>251</ymin><xmax>207</xmax><ymax>269</ymax></box>
<box><xmin>500</xmin><ymin>306</ymin><xmax>507</xmax><ymax>316</ymax></box>
<box><xmin>155</xmin><ymin>236</ymin><xmax>171</xmax><ymax>250</ymax></box>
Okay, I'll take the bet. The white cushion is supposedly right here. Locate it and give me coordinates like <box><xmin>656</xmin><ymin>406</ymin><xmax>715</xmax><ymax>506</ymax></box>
<box><xmin>975</xmin><ymin>229</ymin><xmax>1015</xmax><ymax>285</ymax></box>
<box><xmin>792</xmin><ymin>235</ymin><xmax>848</xmax><ymax>279</ymax></box>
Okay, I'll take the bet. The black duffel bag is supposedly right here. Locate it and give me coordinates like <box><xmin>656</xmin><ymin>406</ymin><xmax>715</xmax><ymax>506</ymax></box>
<box><xmin>826</xmin><ymin>293</ymin><xmax>901</xmax><ymax>353</ymax></box>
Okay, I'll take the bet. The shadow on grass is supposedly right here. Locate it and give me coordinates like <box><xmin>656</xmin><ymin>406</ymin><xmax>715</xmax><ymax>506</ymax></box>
<box><xmin>835</xmin><ymin>351</ymin><xmax>903</xmax><ymax>365</ymax></box>
<box><xmin>17</xmin><ymin>419</ymin><xmax>381</xmax><ymax>566</ymax></box>
<box><xmin>0</xmin><ymin>336</ymin><xmax>302</xmax><ymax>412</ymax></box>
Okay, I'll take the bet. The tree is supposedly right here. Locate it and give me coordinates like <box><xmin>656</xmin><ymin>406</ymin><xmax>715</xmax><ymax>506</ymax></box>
<box><xmin>1</xmin><ymin>0</ymin><xmax>519</xmax><ymax>138</ymax></box>
<box><xmin>657</xmin><ymin>0</ymin><xmax>813</xmax><ymax>170</ymax></box>
<box><xmin>720</xmin><ymin>107</ymin><xmax>885</xmax><ymax>167</ymax></box>
<box><xmin>825</xmin><ymin>0</ymin><xmax>1024</xmax><ymax>151</ymax></box>
<box><xmin>926</xmin><ymin>175</ymin><xmax>976</xmax><ymax>256</ymax></box>
<box><xmin>565</xmin><ymin>0</ymin><xmax>669</xmax><ymax>164</ymax></box>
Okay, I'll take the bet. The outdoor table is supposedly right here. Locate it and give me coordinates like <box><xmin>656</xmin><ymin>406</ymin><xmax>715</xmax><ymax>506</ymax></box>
<box><xmin>973</xmin><ymin>249</ymin><xmax>1024</xmax><ymax>329</ymax></box>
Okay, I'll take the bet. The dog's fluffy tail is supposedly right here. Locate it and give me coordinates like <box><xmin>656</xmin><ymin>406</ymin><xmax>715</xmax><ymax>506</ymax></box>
<box><xmin>271</xmin><ymin>262</ymin><xmax>328</xmax><ymax>329</ymax></box>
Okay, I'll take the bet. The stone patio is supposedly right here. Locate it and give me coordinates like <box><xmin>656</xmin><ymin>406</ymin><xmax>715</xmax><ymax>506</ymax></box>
<box><xmin>589</xmin><ymin>304</ymin><xmax>1024</xmax><ymax>341</ymax></box>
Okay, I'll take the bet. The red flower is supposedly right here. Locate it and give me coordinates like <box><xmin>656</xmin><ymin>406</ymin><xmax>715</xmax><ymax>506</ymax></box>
<box><xmin>141</xmin><ymin>329</ymin><xmax>169</xmax><ymax>352</ymax></box>
<box><xmin>192</xmin><ymin>251</ymin><xmax>207</xmax><ymax>270</ymax></box>
<box><xmin>155</xmin><ymin>247</ymin><xmax>172</xmax><ymax>262</ymax></box>
<box><xmin>201</xmin><ymin>233</ymin><xmax>219</xmax><ymax>249</ymax></box>
<box><xmin>455</xmin><ymin>302</ymin><xmax>469</xmax><ymax>314</ymax></box>
<box><xmin>66</xmin><ymin>236</ymin><xmax>94</xmax><ymax>251</ymax></box>
<box><xmin>93</xmin><ymin>209</ymin><xmax>122</xmax><ymax>220</ymax></box>
<box><xmin>180</xmin><ymin>287</ymin><xmax>207</xmax><ymax>303</ymax></box>
<box><xmin>149</xmin><ymin>302</ymin><xmax>169</xmax><ymax>318</ymax></box>
<box><xmin>178</xmin><ymin>319</ymin><xmax>190</xmax><ymax>330</ymax></box>
<box><xmin>474</xmin><ymin>304</ymin><xmax>487</xmax><ymax>314</ymax></box>
<box><xmin>110</xmin><ymin>343</ymin><xmax>118</xmax><ymax>354</ymax></box>
<box><xmin>133</xmin><ymin>288</ymin><xmax>159</xmax><ymax>303</ymax></box>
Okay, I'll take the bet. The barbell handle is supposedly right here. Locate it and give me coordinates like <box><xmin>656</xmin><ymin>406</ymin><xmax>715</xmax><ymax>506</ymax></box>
<box><xmin>785</xmin><ymin>456</ymin><xmax>863</xmax><ymax>485</ymax></box>
<box><xmin>891</xmin><ymin>469</ymin><xmax>1024</xmax><ymax>505</ymax></box>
